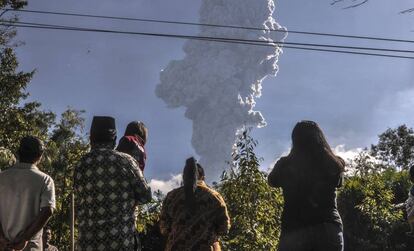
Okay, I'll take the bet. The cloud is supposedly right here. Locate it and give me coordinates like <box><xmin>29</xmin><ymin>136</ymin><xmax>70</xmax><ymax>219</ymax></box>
<box><xmin>333</xmin><ymin>144</ymin><xmax>362</xmax><ymax>163</ymax></box>
<box><xmin>264</xmin><ymin>144</ymin><xmax>362</xmax><ymax>174</ymax></box>
<box><xmin>156</xmin><ymin>0</ymin><xmax>286</xmax><ymax>177</ymax></box>
<box><xmin>148</xmin><ymin>174</ymin><xmax>182</xmax><ymax>195</ymax></box>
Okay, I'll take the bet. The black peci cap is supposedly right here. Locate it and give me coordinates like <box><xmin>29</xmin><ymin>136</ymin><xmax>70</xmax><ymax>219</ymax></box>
<box><xmin>90</xmin><ymin>116</ymin><xmax>117</xmax><ymax>142</ymax></box>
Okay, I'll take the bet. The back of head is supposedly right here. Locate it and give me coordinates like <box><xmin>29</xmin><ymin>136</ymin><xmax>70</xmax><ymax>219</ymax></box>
<box><xmin>90</xmin><ymin>116</ymin><xmax>117</xmax><ymax>146</ymax></box>
<box><xmin>183</xmin><ymin>157</ymin><xmax>198</xmax><ymax>211</ymax></box>
<box><xmin>18</xmin><ymin>136</ymin><xmax>45</xmax><ymax>164</ymax></box>
<box><xmin>290</xmin><ymin>120</ymin><xmax>344</xmax><ymax>174</ymax></box>
<box><xmin>291</xmin><ymin>120</ymin><xmax>328</xmax><ymax>154</ymax></box>
<box><xmin>124</xmin><ymin>121</ymin><xmax>148</xmax><ymax>145</ymax></box>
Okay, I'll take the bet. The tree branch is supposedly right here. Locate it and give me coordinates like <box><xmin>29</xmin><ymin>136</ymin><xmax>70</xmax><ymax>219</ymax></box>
<box><xmin>400</xmin><ymin>8</ymin><xmax>414</xmax><ymax>14</ymax></box>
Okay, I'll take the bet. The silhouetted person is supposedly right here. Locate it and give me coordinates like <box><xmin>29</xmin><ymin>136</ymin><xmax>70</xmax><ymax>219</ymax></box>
<box><xmin>160</xmin><ymin>158</ymin><xmax>230</xmax><ymax>251</ymax></box>
<box><xmin>42</xmin><ymin>228</ymin><xmax>58</xmax><ymax>251</ymax></box>
<box><xmin>406</xmin><ymin>165</ymin><xmax>414</xmax><ymax>237</ymax></box>
<box><xmin>0</xmin><ymin>136</ymin><xmax>56</xmax><ymax>251</ymax></box>
<box><xmin>74</xmin><ymin>116</ymin><xmax>152</xmax><ymax>251</ymax></box>
<box><xmin>268</xmin><ymin>121</ymin><xmax>345</xmax><ymax>251</ymax></box>
<box><xmin>116</xmin><ymin>121</ymin><xmax>148</xmax><ymax>172</ymax></box>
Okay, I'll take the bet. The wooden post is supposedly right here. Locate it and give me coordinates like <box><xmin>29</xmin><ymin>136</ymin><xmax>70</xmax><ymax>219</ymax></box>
<box><xmin>70</xmin><ymin>192</ymin><xmax>75</xmax><ymax>251</ymax></box>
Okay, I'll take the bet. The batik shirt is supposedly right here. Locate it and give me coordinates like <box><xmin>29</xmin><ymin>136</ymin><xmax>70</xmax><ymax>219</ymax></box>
<box><xmin>74</xmin><ymin>144</ymin><xmax>152</xmax><ymax>251</ymax></box>
<box><xmin>406</xmin><ymin>186</ymin><xmax>414</xmax><ymax>224</ymax></box>
<box><xmin>160</xmin><ymin>181</ymin><xmax>230</xmax><ymax>251</ymax></box>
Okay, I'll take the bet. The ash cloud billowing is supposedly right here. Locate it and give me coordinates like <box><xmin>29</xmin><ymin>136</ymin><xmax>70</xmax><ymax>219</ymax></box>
<box><xmin>156</xmin><ymin>0</ymin><xmax>286</xmax><ymax>177</ymax></box>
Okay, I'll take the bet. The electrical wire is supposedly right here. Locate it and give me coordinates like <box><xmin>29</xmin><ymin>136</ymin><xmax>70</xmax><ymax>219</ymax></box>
<box><xmin>1</xmin><ymin>21</ymin><xmax>413</xmax><ymax>60</ymax></box>
<box><xmin>3</xmin><ymin>20</ymin><xmax>414</xmax><ymax>55</ymax></box>
<box><xmin>6</xmin><ymin>8</ymin><xmax>414</xmax><ymax>44</ymax></box>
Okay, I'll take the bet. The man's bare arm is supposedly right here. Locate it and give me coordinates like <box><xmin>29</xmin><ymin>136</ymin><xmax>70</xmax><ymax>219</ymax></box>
<box><xmin>11</xmin><ymin>207</ymin><xmax>54</xmax><ymax>246</ymax></box>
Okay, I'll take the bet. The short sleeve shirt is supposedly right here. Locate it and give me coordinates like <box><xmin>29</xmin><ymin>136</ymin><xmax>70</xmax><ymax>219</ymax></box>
<box><xmin>0</xmin><ymin>162</ymin><xmax>56</xmax><ymax>251</ymax></box>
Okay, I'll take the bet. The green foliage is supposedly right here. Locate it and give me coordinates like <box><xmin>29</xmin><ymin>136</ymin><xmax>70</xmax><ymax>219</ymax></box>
<box><xmin>338</xmin><ymin>153</ymin><xmax>412</xmax><ymax>251</ymax></box>
<box><xmin>0</xmin><ymin>47</ymin><xmax>55</xmax><ymax>152</ymax></box>
<box><xmin>137</xmin><ymin>190</ymin><xmax>166</xmax><ymax>251</ymax></box>
<box><xmin>371</xmin><ymin>125</ymin><xmax>414</xmax><ymax>170</ymax></box>
<box><xmin>0</xmin><ymin>8</ymin><xmax>88</xmax><ymax>248</ymax></box>
<box><xmin>40</xmin><ymin>109</ymin><xmax>89</xmax><ymax>250</ymax></box>
<box><xmin>216</xmin><ymin>130</ymin><xmax>284</xmax><ymax>251</ymax></box>
<box><xmin>0</xmin><ymin>147</ymin><xmax>15</xmax><ymax>170</ymax></box>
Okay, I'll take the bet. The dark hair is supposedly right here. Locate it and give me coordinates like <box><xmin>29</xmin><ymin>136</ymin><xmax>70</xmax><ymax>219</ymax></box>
<box><xmin>290</xmin><ymin>120</ymin><xmax>345</xmax><ymax>173</ymax></box>
<box><xmin>124</xmin><ymin>121</ymin><xmax>148</xmax><ymax>145</ymax></box>
<box><xmin>18</xmin><ymin>136</ymin><xmax>44</xmax><ymax>163</ymax></box>
<box><xmin>183</xmin><ymin>157</ymin><xmax>198</xmax><ymax>211</ymax></box>
<box><xmin>409</xmin><ymin>165</ymin><xmax>414</xmax><ymax>179</ymax></box>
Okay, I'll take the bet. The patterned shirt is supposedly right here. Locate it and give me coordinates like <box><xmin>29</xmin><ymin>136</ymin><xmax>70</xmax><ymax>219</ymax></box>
<box><xmin>74</xmin><ymin>144</ymin><xmax>152</xmax><ymax>251</ymax></box>
<box><xmin>160</xmin><ymin>181</ymin><xmax>230</xmax><ymax>251</ymax></box>
<box><xmin>406</xmin><ymin>185</ymin><xmax>414</xmax><ymax>223</ymax></box>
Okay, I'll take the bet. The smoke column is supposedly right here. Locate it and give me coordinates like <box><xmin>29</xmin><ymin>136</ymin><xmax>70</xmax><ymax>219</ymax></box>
<box><xmin>156</xmin><ymin>0</ymin><xmax>286</xmax><ymax>177</ymax></box>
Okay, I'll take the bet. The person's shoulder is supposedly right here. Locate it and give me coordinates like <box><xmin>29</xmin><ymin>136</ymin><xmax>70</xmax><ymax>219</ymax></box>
<box><xmin>32</xmin><ymin>168</ymin><xmax>54</xmax><ymax>182</ymax></box>
<box><xmin>76</xmin><ymin>151</ymin><xmax>96</xmax><ymax>165</ymax></box>
<box><xmin>166</xmin><ymin>186</ymin><xmax>184</xmax><ymax>197</ymax></box>
<box><xmin>113</xmin><ymin>150</ymin><xmax>138</xmax><ymax>164</ymax></box>
<box><xmin>163</xmin><ymin>187</ymin><xmax>184</xmax><ymax>203</ymax></box>
<box><xmin>199</xmin><ymin>185</ymin><xmax>226</xmax><ymax>204</ymax></box>
<box><xmin>275</xmin><ymin>156</ymin><xmax>290</xmax><ymax>167</ymax></box>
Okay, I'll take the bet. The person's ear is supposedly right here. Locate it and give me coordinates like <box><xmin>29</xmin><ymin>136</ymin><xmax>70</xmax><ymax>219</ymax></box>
<box><xmin>34</xmin><ymin>154</ymin><xmax>43</xmax><ymax>165</ymax></box>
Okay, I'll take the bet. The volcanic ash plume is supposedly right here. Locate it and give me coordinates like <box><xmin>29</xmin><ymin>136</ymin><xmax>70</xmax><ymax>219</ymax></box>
<box><xmin>156</xmin><ymin>0</ymin><xmax>287</xmax><ymax>176</ymax></box>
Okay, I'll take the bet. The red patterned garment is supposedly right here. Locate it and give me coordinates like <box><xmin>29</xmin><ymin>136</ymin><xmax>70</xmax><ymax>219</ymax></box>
<box><xmin>117</xmin><ymin>135</ymin><xmax>147</xmax><ymax>171</ymax></box>
<box><xmin>160</xmin><ymin>181</ymin><xmax>230</xmax><ymax>251</ymax></box>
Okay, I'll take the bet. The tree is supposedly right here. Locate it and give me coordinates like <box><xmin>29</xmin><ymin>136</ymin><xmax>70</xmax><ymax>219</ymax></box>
<box><xmin>0</xmin><ymin>147</ymin><xmax>15</xmax><ymax>170</ymax></box>
<box><xmin>331</xmin><ymin>0</ymin><xmax>369</xmax><ymax>9</ymax></box>
<box><xmin>371</xmin><ymin>125</ymin><xmax>414</xmax><ymax>171</ymax></box>
<box><xmin>338</xmin><ymin>151</ymin><xmax>411</xmax><ymax>251</ymax></box>
<box><xmin>0</xmin><ymin>4</ymin><xmax>89</xmax><ymax>248</ymax></box>
<box><xmin>331</xmin><ymin>0</ymin><xmax>413</xmax><ymax>13</ymax></box>
<box><xmin>217</xmin><ymin>130</ymin><xmax>284</xmax><ymax>251</ymax></box>
<box><xmin>137</xmin><ymin>190</ymin><xmax>166</xmax><ymax>251</ymax></box>
<box><xmin>0</xmin><ymin>1</ymin><xmax>55</xmax><ymax>153</ymax></box>
<box><xmin>41</xmin><ymin>109</ymin><xmax>89</xmax><ymax>250</ymax></box>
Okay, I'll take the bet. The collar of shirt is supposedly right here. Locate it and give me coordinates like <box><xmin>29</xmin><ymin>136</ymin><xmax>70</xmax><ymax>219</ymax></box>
<box><xmin>91</xmin><ymin>142</ymin><xmax>114</xmax><ymax>150</ymax></box>
<box><xmin>14</xmin><ymin>162</ymin><xmax>38</xmax><ymax>170</ymax></box>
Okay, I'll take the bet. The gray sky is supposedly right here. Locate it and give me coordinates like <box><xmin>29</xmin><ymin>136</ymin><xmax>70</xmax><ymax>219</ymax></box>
<box><xmin>13</xmin><ymin>0</ymin><xmax>414</xmax><ymax>185</ymax></box>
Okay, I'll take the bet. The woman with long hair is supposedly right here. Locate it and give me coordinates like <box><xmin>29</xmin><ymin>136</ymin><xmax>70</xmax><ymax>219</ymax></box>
<box><xmin>116</xmin><ymin>121</ymin><xmax>148</xmax><ymax>171</ymax></box>
<box><xmin>160</xmin><ymin>157</ymin><xmax>230</xmax><ymax>251</ymax></box>
<box><xmin>268</xmin><ymin>120</ymin><xmax>345</xmax><ymax>251</ymax></box>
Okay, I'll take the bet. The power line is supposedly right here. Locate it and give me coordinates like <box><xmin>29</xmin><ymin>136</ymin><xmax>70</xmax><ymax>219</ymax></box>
<box><xmin>6</xmin><ymin>8</ymin><xmax>414</xmax><ymax>44</ymax></box>
<box><xmin>1</xmin><ymin>21</ymin><xmax>413</xmax><ymax>60</ymax></box>
<box><xmin>4</xmin><ymin>20</ymin><xmax>414</xmax><ymax>55</ymax></box>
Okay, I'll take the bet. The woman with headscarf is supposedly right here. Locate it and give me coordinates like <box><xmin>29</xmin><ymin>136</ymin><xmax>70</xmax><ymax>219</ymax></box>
<box><xmin>117</xmin><ymin>121</ymin><xmax>148</xmax><ymax>172</ymax></box>
<box><xmin>268</xmin><ymin>121</ymin><xmax>346</xmax><ymax>251</ymax></box>
<box><xmin>160</xmin><ymin>157</ymin><xmax>230</xmax><ymax>251</ymax></box>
